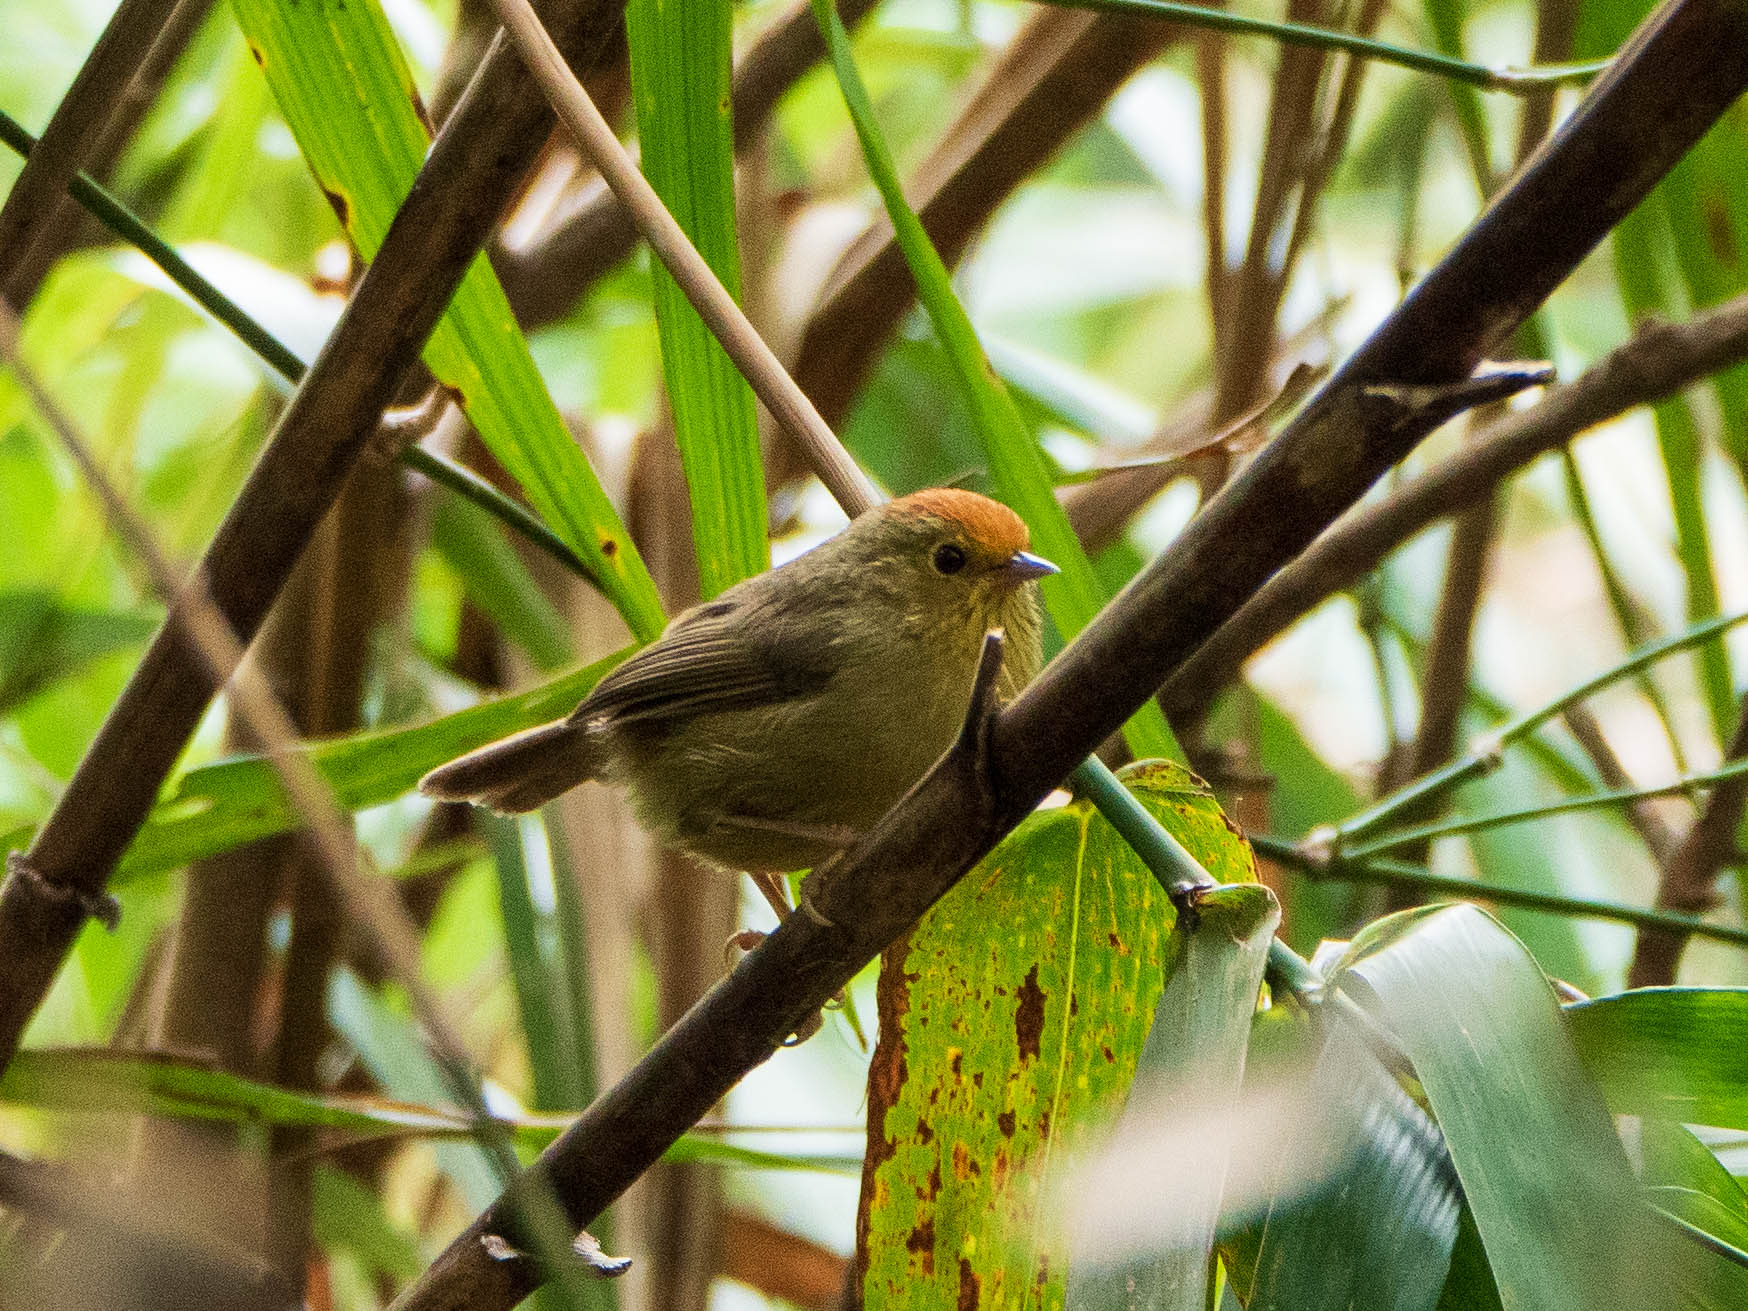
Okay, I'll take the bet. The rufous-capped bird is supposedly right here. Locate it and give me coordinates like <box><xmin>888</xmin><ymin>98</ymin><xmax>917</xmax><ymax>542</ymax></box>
<box><xmin>419</xmin><ymin>489</ymin><xmax>1055</xmax><ymax>899</ymax></box>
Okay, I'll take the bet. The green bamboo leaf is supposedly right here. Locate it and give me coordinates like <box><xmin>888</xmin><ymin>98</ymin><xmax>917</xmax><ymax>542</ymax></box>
<box><xmin>810</xmin><ymin>0</ymin><xmax>1179</xmax><ymax>763</ymax></box>
<box><xmin>1614</xmin><ymin>204</ymin><xmax>1734</xmax><ymax>744</ymax></box>
<box><xmin>103</xmin><ymin>648</ymin><xmax>630</xmax><ymax>882</ymax></box>
<box><xmin>625</xmin><ymin>0</ymin><xmax>767</xmax><ymax>596</ymax></box>
<box><xmin>428</xmin><ymin>496</ymin><xmax>574</xmax><ymax>673</ymax></box>
<box><xmin>312</xmin><ymin>1164</ymin><xmax>424</xmax><ymax>1282</ymax></box>
<box><xmin>230</xmin><ymin>0</ymin><xmax>665</xmax><ymax>640</ymax></box>
<box><xmin>1567</xmin><ymin>988</ymin><xmax>1748</xmax><ymax>1131</ymax></box>
<box><xmin>1640</xmin><ymin>1120</ymin><xmax>1748</xmax><ymax>1228</ymax></box>
<box><xmin>1066</xmin><ymin>882</ymin><xmax>1279</xmax><ymax>1310</ymax></box>
<box><xmin>1337</xmin><ymin>904</ymin><xmax>1667</xmax><ymax>1311</ymax></box>
<box><xmin>0</xmin><ymin>1044</ymin><xmax>859</xmax><ymax>1174</ymax></box>
<box><xmin>859</xmin><ymin>762</ymin><xmax>1251</xmax><ymax>1307</ymax></box>
<box><xmin>0</xmin><ymin>590</ymin><xmax>159</xmax><ymax>713</ymax></box>
<box><xmin>1242</xmin><ymin>1019</ymin><xmax>1460</xmax><ymax>1311</ymax></box>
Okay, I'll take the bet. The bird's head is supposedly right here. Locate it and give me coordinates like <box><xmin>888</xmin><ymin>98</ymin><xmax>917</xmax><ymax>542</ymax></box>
<box><xmin>843</xmin><ymin>488</ymin><xmax>1056</xmax><ymax>650</ymax></box>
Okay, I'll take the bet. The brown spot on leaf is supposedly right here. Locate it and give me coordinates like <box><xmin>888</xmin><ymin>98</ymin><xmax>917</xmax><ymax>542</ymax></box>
<box><xmin>948</xmin><ymin>1047</ymin><xmax>963</xmax><ymax>1076</ymax></box>
<box><xmin>246</xmin><ymin>41</ymin><xmax>264</xmax><ymax>66</ymax></box>
<box><xmin>926</xmin><ymin>1161</ymin><xmax>942</xmax><ymax>1200</ymax></box>
<box><xmin>600</xmin><ymin>537</ymin><xmax>618</xmax><ymax>557</ymax></box>
<box><xmin>1102</xmin><ymin>1045</ymin><xmax>1115</xmax><ymax>1062</ymax></box>
<box><xmin>997</xmin><ymin>1109</ymin><xmax>1016</xmax><ymax>1138</ymax></box>
<box><xmin>916</xmin><ymin>1120</ymin><xmax>934</xmax><ymax>1146</ymax></box>
<box><xmin>906</xmin><ymin>1217</ymin><xmax>936</xmax><ymax>1275</ymax></box>
<box><xmin>1014</xmin><ymin>965</ymin><xmax>1045</xmax><ymax>1061</ymax></box>
<box><xmin>322</xmin><ymin>187</ymin><xmax>351</xmax><ymax>229</ymax></box>
<box><xmin>958</xmin><ymin>1258</ymin><xmax>981</xmax><ymax>1311</ymax></box>
<box><xmin>952</xmin><ymin>1142</ymin><xmax>973</xmax><ymax>1181</ymax></box>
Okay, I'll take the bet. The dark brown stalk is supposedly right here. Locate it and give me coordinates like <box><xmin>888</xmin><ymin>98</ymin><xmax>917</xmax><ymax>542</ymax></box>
<box><xmin>0</xmin><ymin>0</ymin><xmax>179</xmax><ymax>306</ymax></box>
<box><xmin>1377</xmin><ymin>0</ymin><xmax>1571</xmax><ymax>906</ymax></box>
<box><xmin>0</xmin><ymin>0</ymin><xmax>631</xmax><ymax>1073</ymax></box>
<box><xmin>1159</xmin><ymin>290</ymin><xmax>1748</xmax><ymax>722</ymax></box>
<box><xmin>4</xmin><ymin>0</ymin><xmax>214</xmax><ymax>309</ymax></box>
<box><xmin>387</xmin><ymin>5</ymin><xmax>1748</xmax><ymax>1306</ymax></box>
<box><xmin>1629</xmin><ymin>703</ymin><xmax>1748</xmax><ymax>986</ymax></box>
<box><xmin>497</xmin><ymin>0</ymin><xmax>882</xmax><ymax>328</ymax></box>
<box><xmin>627</xmin><ymin>429</ymin><xmax>733</xmax><ymax>1311</ymax></box>
<box><xmin>786</xmin><ymin>10</ymin><xmax>1170</xmax><ymax>437</ymax></box>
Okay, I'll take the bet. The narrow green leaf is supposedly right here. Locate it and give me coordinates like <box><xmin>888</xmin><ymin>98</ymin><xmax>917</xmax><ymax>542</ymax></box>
<box><xmin>0</xmin><ymin>1044</ymin><xmax>860</xmax><ymax>1173</ymax></box>
<box><xmin>1567</xmin><ymin>988</ymin><xmax>1748</xmax><ymax>1131</ymax></box>
<box><xmin>230</xmin><ymin>0</ymin><xmax>665</xmax><ymax>639</ymax></box>
<box><xmin>1338</xmin><ymin>905</ymin><xmax>1666</xmax><ymax>1311</ymax></box>
<box><xmin>625</xmin><ymin>0</ymin><xmax>767</xmax><ymax>596</ymax></box>
<box><xmin>1614</xmin><ymin>203</ymin><xmax>1734</xmax><ymax>743</ymax></box>
<box><xmin>104</xmin><ymin>647</ymin><xmax>630</xmax><ymax>881</ymax></box>
<box><xmin>859</xmin><ymin>762</ymin><xmax>1251</xmax><ymax>1307</ymax></box>
<box><xmin>0</xmin><ymin>590</ymin><xmax>159</xmax><ymax>713</ymax></box>
<box><xmin>429</xmin><ymin>496</ymin><xmax>574</xmax><ymax>672</ymax></box>
<box><xmin>810</xmin><ymin>0</ymin><xmax>1178</xmax><ymax>762</ymax></box>
<box><xmin>1067</xmin><ymin>882</ymin><xmax>1279</xmax><ymax>1311</ymax></box>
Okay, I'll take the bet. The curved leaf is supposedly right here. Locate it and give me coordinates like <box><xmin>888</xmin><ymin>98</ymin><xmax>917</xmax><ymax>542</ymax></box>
<box><xmin>858</xmin><ymin>761</ymin><xmax>1254</xmax><ymax>1308</ymax></box>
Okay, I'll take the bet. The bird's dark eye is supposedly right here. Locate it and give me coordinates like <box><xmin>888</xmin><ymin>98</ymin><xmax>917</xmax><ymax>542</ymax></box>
<box><xmin>932</xmin><ymin>543</ymin><xmax>968</xmax><ymax>575</ymax></box>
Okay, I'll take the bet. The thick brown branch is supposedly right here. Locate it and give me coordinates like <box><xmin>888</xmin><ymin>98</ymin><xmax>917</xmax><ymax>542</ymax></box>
<box><xmin>1159</xmin><ymin>289</ymin><xmax>1748</xmax><ymax>721</ymax></box>
<box><xmin>0</xmin><ymin>0</ymin><xmax>631</xmax><ymax>1071</ymax></box>
<box><xmin>0</xmin><ymin>0</ymin><xmax>178</xmax><ymax>305</ymax></box>
<box><xmin>387</xmin><ymin>4</ymin><xmax>1748</xmax><ymax>1307</ymax></box>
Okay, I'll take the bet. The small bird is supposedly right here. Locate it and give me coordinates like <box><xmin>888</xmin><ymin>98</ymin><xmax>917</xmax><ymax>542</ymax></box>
<box><xmin>419</xmin><ymin>489</ymin><xmax>1055</xmax><ymax>899</ymax></box>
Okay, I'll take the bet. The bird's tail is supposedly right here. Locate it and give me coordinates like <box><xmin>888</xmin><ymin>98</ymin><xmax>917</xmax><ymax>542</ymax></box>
<box><xmin>417</xmin><ymin>719</ymin><xmax>601</xmax><ymax>814</ymax></box>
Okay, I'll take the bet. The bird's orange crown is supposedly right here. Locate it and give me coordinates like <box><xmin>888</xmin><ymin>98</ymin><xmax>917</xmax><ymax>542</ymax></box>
<box><xmin>889</xmin><ymin>488</ymin><xmax>1031</xmax><ymax>557</ymax></box>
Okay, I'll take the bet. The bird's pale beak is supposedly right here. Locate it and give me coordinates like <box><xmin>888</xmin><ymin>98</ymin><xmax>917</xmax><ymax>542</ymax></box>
<box><xmin>1000</xmin><ymin>550</ymin><xmax>1059</xmax><ymax>583</ymax></box>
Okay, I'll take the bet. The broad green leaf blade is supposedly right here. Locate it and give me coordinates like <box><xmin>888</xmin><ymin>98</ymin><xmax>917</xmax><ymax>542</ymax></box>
<box><xmin>230</xmin><ymin>0</ymin><xmax>665</xmax><ymax>640</ymax></box>
<box><xmin>625</xmin><ymin>0</ymin><xmax>767</xmax><ymax>596</ymax></box>
<box><xmin>1338</xmin><ymin>904</ymin><xmax>1666</xmax><ymax>1311</ymax></box>
<box><xmin>859</xmin><ymin>762</ymin><xmax>1253</xmax><ymax>1308</ymax></box>
<box><xmin>1244</xmin><ymin>1019</ymin><xmax>1460</xmax><ymax>1311</ymax></box>
<box><xmin>1433</xmin><ymin>1208</ymin><xmax>1504</xmax><ymax>1311</ymax></box>
<box><xmin>106</xmin><ymin>648</ymin><xmax>629</xmax><ymax>881</ymax></box>
<box><xmin>810</xmin><ymin>0</ymin><xmax>1178</xmax><ymax>762</ymax></box>
<box><xmin>1567</xmin><ymin>988</ymin><xmax>1748</xmax><ymax>1131</ymax></box>
<box><xmin>1640</xmin><ymin>1120</ymin><xmax>1748</xmax><ymax>1230</ymax></box>
<box><xmin>0</xmin><ymin>590</ymin><xmax>159</xmax><ymax>713</ymax></box>
<box><xmin>1066</xmin><ymin>882</ymin><xmax>1279</xmax><ymax>1311</ymax></box>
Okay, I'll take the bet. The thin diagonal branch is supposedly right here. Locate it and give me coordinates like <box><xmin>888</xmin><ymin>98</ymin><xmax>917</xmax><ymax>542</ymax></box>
<box><xmin>488</xmin><ymin>0</ymin><xmax>881</xmax><ymax>517</ymax></box>
<box><xmin>0</xmin><ymin>0</ymin><xmax>633</xmax><ymax>1073</ymax></box>
<box><xmin>387</xmin><ymin>4</ymin><xmax>1748</xmax><ymax>1306</ymax></box>
<box><xmin>498</xmin><ymin>0</ymin><xmax>883</xmax><ymax>327</ymax></box>
<box><xmin>1160</xmin><ymin>289</ymin><xmax>1748</xmax><ymax>721</ymax></box>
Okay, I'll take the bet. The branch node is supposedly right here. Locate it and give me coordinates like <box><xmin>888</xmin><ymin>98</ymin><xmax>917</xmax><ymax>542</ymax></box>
<box><xmin>4</xmin><ymin>851</ymin><xmax>121</xmax><ymax>931</ymax></box>
<box><xmin>1363</xmin><ymin>359</ymin><xmax>1555</xmax><ymax>431</ymax></box>
<box><xmin>1469</xmin><ymin>729</ymin><xmax>1507</xmax><ymax>772</ymax></box>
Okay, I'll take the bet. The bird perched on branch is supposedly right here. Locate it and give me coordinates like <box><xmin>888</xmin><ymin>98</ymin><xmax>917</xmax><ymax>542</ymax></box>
<box><xmin>420</xmin><ymin>488</ymin><xmax>1054</xmax><ymax>907</ymax></box>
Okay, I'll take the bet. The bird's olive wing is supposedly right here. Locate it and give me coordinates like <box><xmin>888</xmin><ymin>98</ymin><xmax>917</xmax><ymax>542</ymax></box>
<box><xmin>570</xmin><ymin>595</ymin><xmax>839</xmax><ymax>726</ymax></box>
